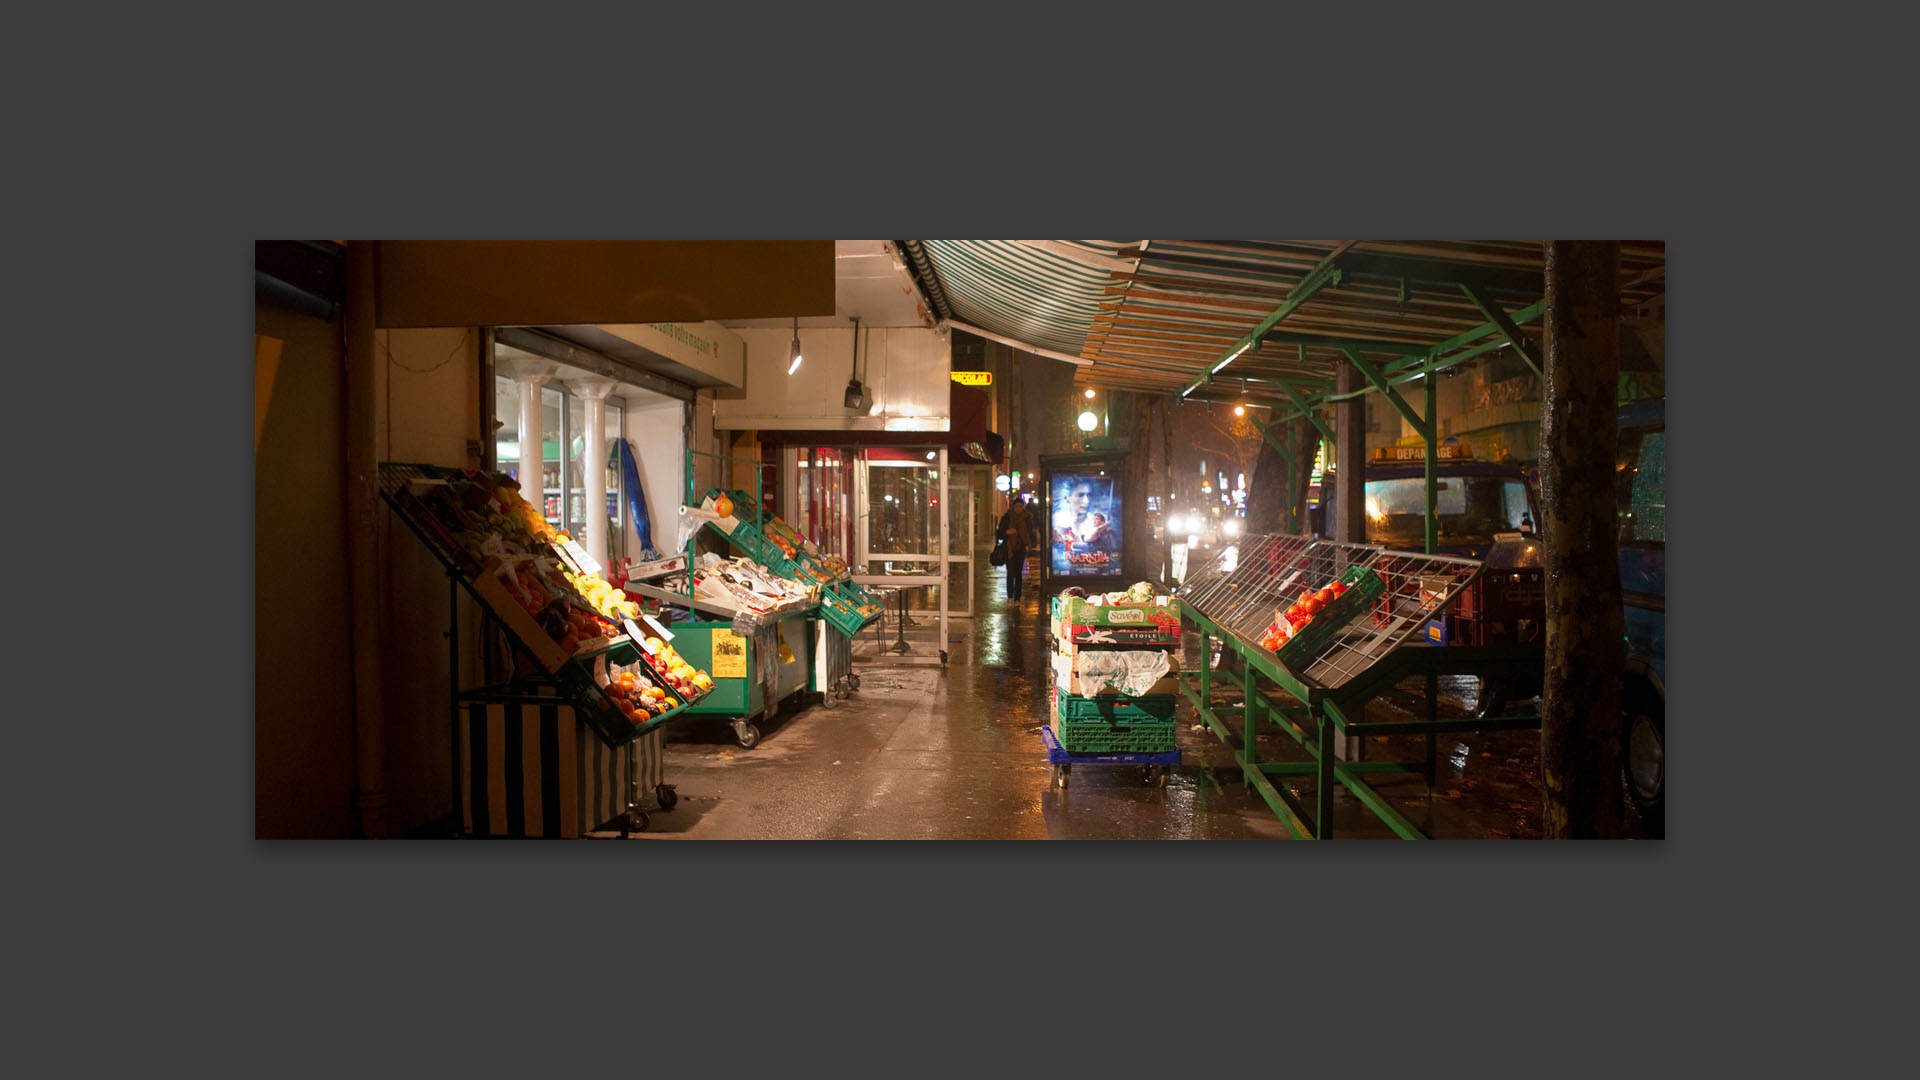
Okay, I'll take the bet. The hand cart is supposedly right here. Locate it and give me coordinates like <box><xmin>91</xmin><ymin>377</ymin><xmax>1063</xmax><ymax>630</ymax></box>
<box><xmin>1041</xmin><ymin>725</ymin><xmax>1181</xmax><ymax>789</ymax></box>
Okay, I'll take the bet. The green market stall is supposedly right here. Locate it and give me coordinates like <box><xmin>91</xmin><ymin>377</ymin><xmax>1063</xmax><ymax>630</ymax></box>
<box><xmin>1175</xmin><ymin>532</ymin><xmax>1545</xmax><ymax>839</ymax></box>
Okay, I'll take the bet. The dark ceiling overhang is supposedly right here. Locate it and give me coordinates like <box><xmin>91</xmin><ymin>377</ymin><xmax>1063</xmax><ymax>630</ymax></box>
<box><xmin>755</xmin><ymin>384</ymin><xmax>1003</xmax><ymax>465</ymax></box>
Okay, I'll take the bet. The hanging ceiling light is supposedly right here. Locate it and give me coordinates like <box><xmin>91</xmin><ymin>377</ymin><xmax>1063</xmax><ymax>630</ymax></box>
<box><xmin>787</xmin><ymin>316</ymin><xmax>804</xmax><ymax>375</ymax></box>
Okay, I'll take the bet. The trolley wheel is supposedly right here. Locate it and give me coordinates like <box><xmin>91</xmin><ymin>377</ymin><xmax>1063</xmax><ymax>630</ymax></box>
<box><xmin>1156</xmin><ymin>766</ymin><xmax>1171</xmax><ymax>788</ymax></box>
<box><xmin>1052</xmin><ymin>762</ymin><xmax>1070</xmax><ymax>788</ymax></box>
<box><xmin>654</xmin><ymin>784</ymin><xmax>678</xmax><ymax>812</ymax></box>
<box><xmin>624</xmin><ymin>809</ymin><xmax>649</xmax><ymax>834</ymax></box>
<box><xmin>850</xmin><ymin>674</ymin><xmax>862</xmax><ymax>691</ymax></box>
<box><xmin>733</xmin><ymin>720</ymin><xmax>761</xmax><ymax>749</ymax></box>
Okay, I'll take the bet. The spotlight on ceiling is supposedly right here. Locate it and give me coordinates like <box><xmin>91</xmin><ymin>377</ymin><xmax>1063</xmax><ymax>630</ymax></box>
<box><xmin>787</xmin><ymin>316</ymin><xmax>804</xmax><ymax>375</ymax></box>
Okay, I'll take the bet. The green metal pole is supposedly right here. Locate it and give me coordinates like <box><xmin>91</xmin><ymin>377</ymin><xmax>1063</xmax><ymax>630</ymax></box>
<box><xmin>1317</xmin><ymin>703</ymin><xmax>1336</xmax><ymax>839</ymax></box>
<box><xmin>1199</xmin><ymin>627</ymin><xmax>1211</xmax><ymax>708</ymax></box>
<box><xmin>1425</xmin><ymin>361</ymin><xmax>1438</xmax><ymax>554</ymax></box>
<box><xmin>1241</xmin><ymin>663</ymin><xmax>1258</xmax><ymax>779</ymax></box>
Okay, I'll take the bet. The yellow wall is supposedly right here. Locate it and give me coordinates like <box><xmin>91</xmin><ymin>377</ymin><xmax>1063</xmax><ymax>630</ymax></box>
<box><xmin>255</xmin><ymin>310</ymin><xmax>485</xmax><ymax>837</ymax></box>
<box><xmin>374</xmin><ymin>327</ymin><xmax>483</xmax><ymax>835</ymax></box>
<box><xmin>254</xmin><ymin>304</ymin><xmax>356</xmax><ymax>837</ymax></box>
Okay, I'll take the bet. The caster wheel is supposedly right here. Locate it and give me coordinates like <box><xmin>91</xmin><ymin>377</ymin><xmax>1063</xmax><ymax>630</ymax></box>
<box><xmin>733</xmin><ymin>721</ymin><xmax>761</xmax><ymax>749</ymax></box>
<box><xmin>850</xmin><ymin>674</ymin><xmax>861</xmax><ymax>691</ymax></box>
<box><xmin>625</xmin><ymin>810</ymin><xmax>649</xmax><ymax>833</ymax></box>
<box><xmin>1053</xmin><ymin>763</ymin><xmax>1070</xmax><ymax>789</ymax></box>
<box><xmin>1157</xmin><ymin>767</ymin><xmax>1171</xmax><ymax>788</ymax></box>
<box><xmin>654</xmin><ymin>784</ymin><xmax>677</xmax><ymax>812</ymax></box>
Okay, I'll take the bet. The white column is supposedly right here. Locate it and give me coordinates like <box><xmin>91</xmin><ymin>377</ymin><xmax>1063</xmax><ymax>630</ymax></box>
<box><xmin>511</xmin><ymin>368</ymin><xmax>554</xmax><ymax>498</ymax></box>
<box><xmin>573</xmin><ymin>378</ymin><xmax>617</xmax><ymax>577</ymax></box>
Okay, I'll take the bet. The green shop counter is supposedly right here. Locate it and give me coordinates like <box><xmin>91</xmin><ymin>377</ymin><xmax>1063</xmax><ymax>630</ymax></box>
<box><xmin>668</xmin><ymin>605</ymin><xmax>816</xmax><ymax>748</ymax></box>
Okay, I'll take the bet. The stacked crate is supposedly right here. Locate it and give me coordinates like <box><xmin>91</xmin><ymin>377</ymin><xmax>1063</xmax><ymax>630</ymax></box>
<box><xmin>1048</xmin><ymin>591</ymin><xmax>1183</xmax><ymax>753</ymax></box>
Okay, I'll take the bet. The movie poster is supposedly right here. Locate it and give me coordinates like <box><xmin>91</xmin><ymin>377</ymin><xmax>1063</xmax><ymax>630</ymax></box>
<box><xmin>1049</xmin><ymin>472</ymin><xmax>1121</xmax><ymax>576</ymax></box>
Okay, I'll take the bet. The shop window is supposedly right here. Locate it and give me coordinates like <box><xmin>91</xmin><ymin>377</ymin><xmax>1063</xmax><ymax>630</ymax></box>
<box><xmin>494</xmin><ymin>376</ymin><xmax>628</xmax><ymax>568</ymax></box>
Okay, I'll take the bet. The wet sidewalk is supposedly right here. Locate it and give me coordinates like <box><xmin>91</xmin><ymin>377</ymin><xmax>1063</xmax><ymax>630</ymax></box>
<box><xmin>636</xmin><ymin>553</ymin><xmax>1624</xmax><ymax>840</ymax></box>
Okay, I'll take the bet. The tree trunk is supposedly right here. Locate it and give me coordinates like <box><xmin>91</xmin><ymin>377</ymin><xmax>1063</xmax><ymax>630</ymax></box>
<box><xmin>1242</xmin><ymin>426</ymin><xmax>1288</xmax><ymax>536</ymax></box>
<box><xmin>1243</xmin><ymin>415</ymin><xmax>1315</xmax><ymax>536</ymax></box>
<box><xmin>1288</xmin><ymin>417</ymin><xmax>1317</xmax><ymax>534</ymax></box>
<box><xmin>1540</xmin><ymin>241</ymin><xmax>1628</xmax><ymax>839</ymax></box>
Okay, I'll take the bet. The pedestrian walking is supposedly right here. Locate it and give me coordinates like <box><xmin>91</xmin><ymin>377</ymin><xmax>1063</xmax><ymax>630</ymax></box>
<box><xmin>997</xmin><ymin>496</ymin><xmax>1034</xmax><ymax>600</ymax></box>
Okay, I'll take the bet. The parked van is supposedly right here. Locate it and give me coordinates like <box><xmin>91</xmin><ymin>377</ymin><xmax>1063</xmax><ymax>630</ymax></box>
<box><xmin>1616</xmin><ymin>398</ymin><xmax>1666</xmax><ymax>830</ymax></box>
<box><xmin>1311</xmin><ymin>442</ymin><xmax>1539</xmax><ymax>559</ymax></box>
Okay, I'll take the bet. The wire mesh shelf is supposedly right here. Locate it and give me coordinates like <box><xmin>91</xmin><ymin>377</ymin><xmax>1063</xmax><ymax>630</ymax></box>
<box><xmin>1177</xmin><ymin>533</ymin><xmax>1486</xmax><ymax>690</ymax></box>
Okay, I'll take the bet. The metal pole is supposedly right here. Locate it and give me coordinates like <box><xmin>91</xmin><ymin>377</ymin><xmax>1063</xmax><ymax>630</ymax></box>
<box><xmin>1425</xmin><ymin>363</ymin><xmax>1438</xmax><ymax>554</ymax></box>
<box><xmin>938</xmin><ymin>445</ymin><xmax>950</xmax><ymax>664</ymax></box>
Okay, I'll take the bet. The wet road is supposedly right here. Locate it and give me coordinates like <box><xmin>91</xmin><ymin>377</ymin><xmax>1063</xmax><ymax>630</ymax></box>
<box><xmin>630</xmin><ymin>553</ymin><xmax>1653</xmax><ymax>840</ymax></box>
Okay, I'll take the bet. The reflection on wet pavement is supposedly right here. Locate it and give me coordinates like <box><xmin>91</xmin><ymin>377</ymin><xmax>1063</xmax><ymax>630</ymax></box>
<box><xmin>640</xmin><ymin>551</ymin><xmax>1650</xmax><ymax>840</ymax></box>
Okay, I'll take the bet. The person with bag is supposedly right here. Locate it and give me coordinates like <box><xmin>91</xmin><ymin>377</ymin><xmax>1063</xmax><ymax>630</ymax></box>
<box><xmin>995</xmin><ymin>495</ymin><xmax>1034</xmax><ymax>601</ymax></box>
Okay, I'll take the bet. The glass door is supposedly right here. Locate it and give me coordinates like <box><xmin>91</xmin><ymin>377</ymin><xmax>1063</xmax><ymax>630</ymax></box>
<box><xmin>854</xmin><ymin>446</ymin><xmax>950</xmax><ymax>662</ymax></box>
<box><xmin>945</xmin><ymin>468</ymin><xmax>975</xmax><ymax>618</ymax></box>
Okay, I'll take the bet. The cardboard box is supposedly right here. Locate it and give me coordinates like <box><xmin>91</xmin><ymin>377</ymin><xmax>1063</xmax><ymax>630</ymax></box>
<box><xmin>470</xmin><ymin>558</ymin><xmax>572</xmax><ymax>673</ymax></box>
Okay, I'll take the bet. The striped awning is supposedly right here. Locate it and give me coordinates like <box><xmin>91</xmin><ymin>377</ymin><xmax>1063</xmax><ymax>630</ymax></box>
<box><xmin>895</xmin><ymin>240</ymin><xmax>1665</xmax><ymax>404</ymax></box>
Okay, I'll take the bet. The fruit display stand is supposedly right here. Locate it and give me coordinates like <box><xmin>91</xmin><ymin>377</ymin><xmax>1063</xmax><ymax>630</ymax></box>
<box><xmin>625</xmin><ymin>585</ymin><xmax>816</xmax><ymax>750</ymax></box>
<box><xmin>378</xmin><ymin>462</ymin><xmax>717</xmax><ymax>835</ymax></box>
<box><xmin>1174</xmin><ymin>532</ymin><xmax>1546</xmax><ymax>839</ymax></box>
<box><xmin>1044</xmin><ymin>586</ymin><xmax>1184</xmax><ymax>789</ymax></box>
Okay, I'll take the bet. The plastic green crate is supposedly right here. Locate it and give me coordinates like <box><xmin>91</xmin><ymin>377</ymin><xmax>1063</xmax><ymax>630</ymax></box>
<box><xmin>1054</xmin><ymin>691</ymin><xmax>1180</xmax><ymax>723</ymax></box>
<box><xmin>815</xmin><ymin>590</ymin><xmax>879</xmax><ymax>637</ymax></box>
<box><xmin>1274</xmin><ymin>564</ymin><xmax>1389</xmax><ymax>668</ymax></box>
<box><xmin>1052</xmin><ymin>721</ymin><xmax>1179</xmax><ymax>755</ymax></box>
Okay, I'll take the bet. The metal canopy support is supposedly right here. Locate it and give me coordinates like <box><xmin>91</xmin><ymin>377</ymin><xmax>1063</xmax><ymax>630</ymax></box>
<box><xmin>1341</xmin><ymin>348</ymin><xmax>1432</xmax><ymax>442</ymax></box>
<box><xmin>1179</xmin><ymin>256</ymin><xmax>1345</xmax><ymax>398</ymax></box>
<box><xmin>1259</xmin><ymin>330</ymin><xmax>1432</xmax><ymax>356</ymax></box>
<box><xmin>1458</xmin><ymin>283</ymin><xmax>1544</xmax><ymax>379</ymax></box>
<box><xmin>1276</xmin><ymin>381</ymin><xmax>1336</xmax><ymax>447</ymax></box>
<box><xmin>1332</xmin><ymin>252</ymin><xmax>1546</xmax><ymax>297</ymax></box>
<box><xmin>1341</xmin><ymin>347</ymin><xmax>1440</xmax><ymax>552</ymax></box>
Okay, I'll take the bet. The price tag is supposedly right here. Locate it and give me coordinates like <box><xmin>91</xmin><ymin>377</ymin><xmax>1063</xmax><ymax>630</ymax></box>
<box><xmin>642</xmin><ymin>614</ymin><xmax>675</xmax><ymax>641</ymax></box>
<box><xmin>559</xmin><ymin>538</ymin><xmax>601</xmax><ymax>576</ymax></box>
<box><xmin>551</xmin><ymin>542</ymin><xmax>583</xmax><ymax>575</ymax></box>
<box><xmin>623</xmin><ymin>618</ymin><xmax>657</xmax><ymax>653</ymax></box>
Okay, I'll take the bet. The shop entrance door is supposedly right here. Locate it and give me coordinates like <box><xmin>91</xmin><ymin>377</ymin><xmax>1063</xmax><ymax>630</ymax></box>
<box><xmin>945</xmin><ymin>468</ymin><xmax>975</xmax><ymax>618</ymax></box>
<box><xmin>852</xmin><ymin>446</ymin><xmax>950</xmax><ymax>663</ymax></box>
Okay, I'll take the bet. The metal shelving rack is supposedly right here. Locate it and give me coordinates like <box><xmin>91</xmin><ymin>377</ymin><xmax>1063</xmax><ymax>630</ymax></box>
<box><xmin>1176</xmin><ymin>533</ymin><xmax>1545</xmax><ymax>839</ymax></box>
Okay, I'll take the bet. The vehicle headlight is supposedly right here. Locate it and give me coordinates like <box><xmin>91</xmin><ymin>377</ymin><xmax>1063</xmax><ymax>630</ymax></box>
<box><xmin>1166</xmin><ymin>516</ymin><xmax>1184</xmax><ymax>533</ymax></box>
<box><xmin>1223</xmin><ymin>520</ymin><xmax>1239</xmax><ymax>536</ymax></box>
